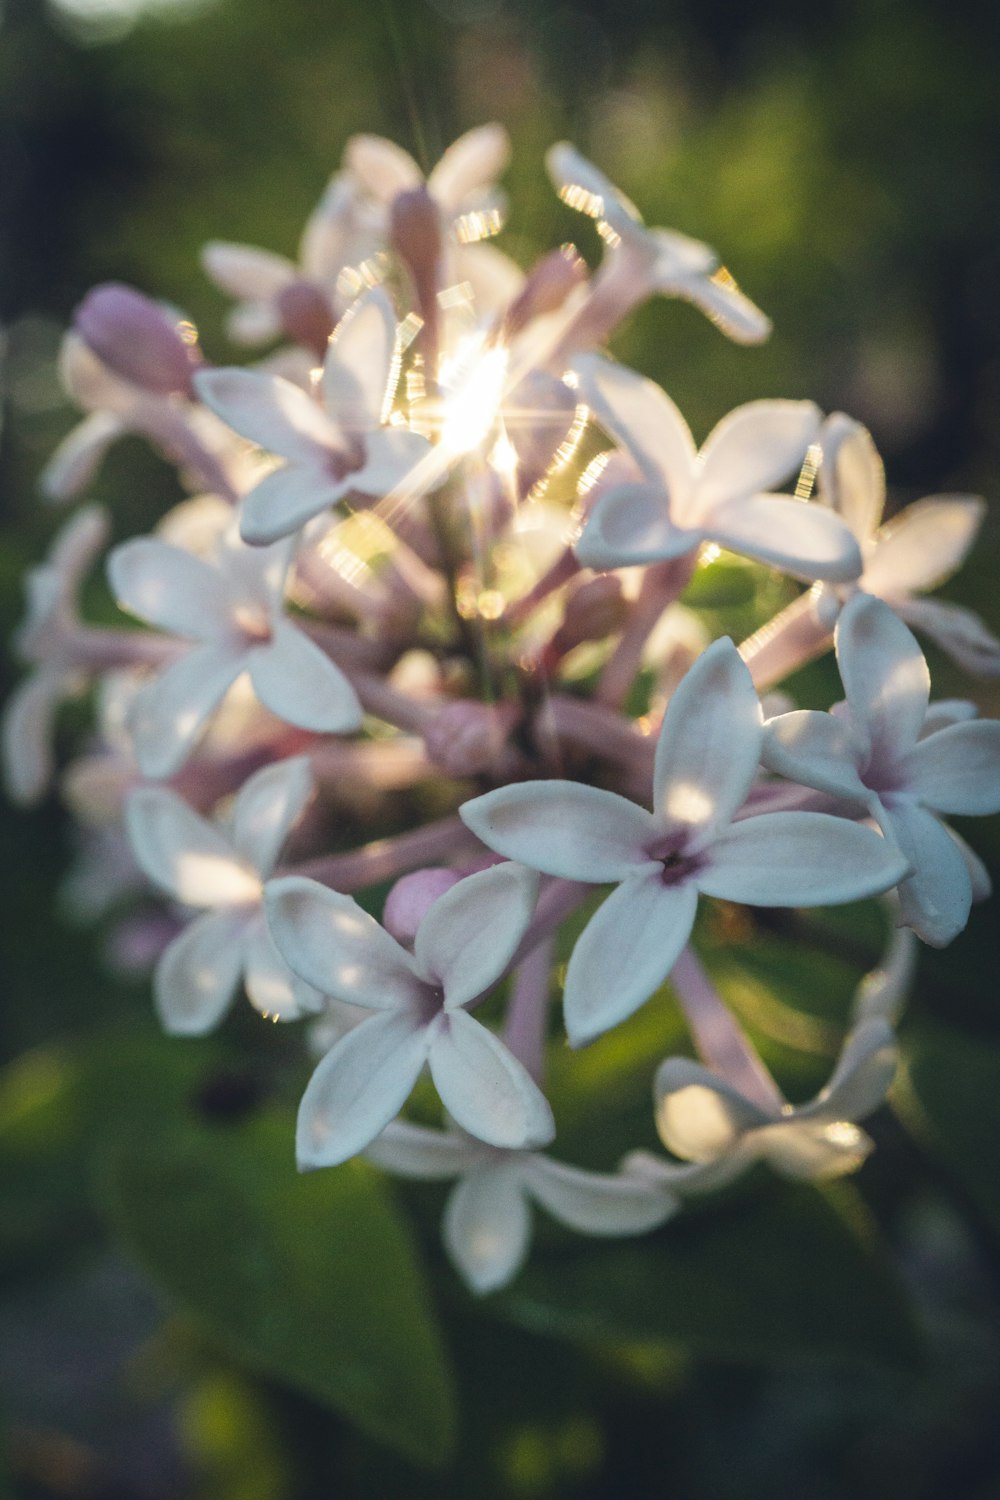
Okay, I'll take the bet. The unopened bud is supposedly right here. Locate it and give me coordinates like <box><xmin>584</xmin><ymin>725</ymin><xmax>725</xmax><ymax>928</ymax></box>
<box><xmin>552</xmin><ymin>574</ymin><xmax>627</xmax><ymax>655</ymax></box>
<box><xmin>74</xmin><ymin>283</ymin><xmax>200</xmax><ymax>397</ymax></box>
<box><xmin>389</xmin><ymin>187</ymin><xmax>442</xmax><ymax>332</ymax></box>
<box><xmin>503</xmin><ymin>245</ymin><xmax>587</xmax><ymax>338</ymax></box>
<box><xmin>384</xmin><ymin>867</ymin><xmax>461</xmax><ymax>945</ymax></box>
<box><xmin>276</xmin><ymin>280</ymin><xmax>336</xmax><ymax>358</ymax></box>
<box><xmin>423</xmin><ymin>699</ymin><xmax>522</xmax><ymax>777</ymax></box>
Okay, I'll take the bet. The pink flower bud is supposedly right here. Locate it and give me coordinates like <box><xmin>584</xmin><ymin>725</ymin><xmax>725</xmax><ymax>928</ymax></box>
<box><xmin>383</xmin><ymin>867</ymin><xmax>461</xmax><ymax>944</ymax></box>
<box><xmin>74</xmin><ymin>283</ymin><xmax>201</xmax><ymax>397</ymax></box>
<box><xmin>503</xmin><ymin>245</ymin><xmax>587</xmax><ymax>338</ymax></box>
<box><xmin>551</xmin><ymin>574</ymin><xmax>627</xmax><ymax>655</ymax></box>
<box><xmin>423</xmin><ymin>699</ymin><xmax>522</xmax><ymax>777</ymax></box>
<box><xmin>276</xmin><ymin>280</ymin><xmax>336</xmax><ymax>358</ymax></box>
<box><xmin>389</xmin><ymin>188</ymin><xmax>442</xmax><ymax>334</ymax></box>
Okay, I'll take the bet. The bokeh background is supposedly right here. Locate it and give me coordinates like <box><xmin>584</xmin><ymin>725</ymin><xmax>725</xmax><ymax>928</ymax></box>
<box><xmin>2</xmin><ymin>0</ymin><xmax>1000</xmax><ymax>1496</ymax></box>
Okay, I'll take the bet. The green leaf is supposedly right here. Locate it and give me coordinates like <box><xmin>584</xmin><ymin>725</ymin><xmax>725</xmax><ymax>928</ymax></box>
<box><xmin>498</xmin><ymin>1182</ymin><xmax>919</xmax><ymax>1369</ymax></box>
<box><xmin>901</xmin><ymin>1024</ymin><xmax>1000</xmax><ymax>1234</ymax></box>
<box><xmin>101</xmin><ymin>1096</ymin><xmax>456</xmax><ymax>1466</ymax></box>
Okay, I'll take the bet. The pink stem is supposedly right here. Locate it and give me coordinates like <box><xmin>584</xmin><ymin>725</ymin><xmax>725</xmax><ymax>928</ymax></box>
<box><xmin>595</xmin><ymin>556</ymin><xmax>694</xmax><ymax>708</ymax></box>
<box><xmin>286</xmin><ymin>814</ymin><xmax>481</xmax><ymax>892</ymax></box>
<box><xmin>503</xmin><ymin>936</ymin><xmax>554</xmax><ymax>1082</ymax></box>
<box><xmin>670</xmin><ymin>945</ymin><xmax>785</xmax><ymax>1113</ymax></box>
<box><xmin>738</xmin><ymin>591</ymin><xmax>832</xmax><ymax>693</ymax></box>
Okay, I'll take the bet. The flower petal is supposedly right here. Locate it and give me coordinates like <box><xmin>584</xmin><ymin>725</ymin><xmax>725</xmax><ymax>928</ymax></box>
<box><xmin>653</xmin><ymin>1057</ymin><xmax>772</xmax><ymax>1160</ymax></box>
<box><xmin>762</xmin><ymin>709</ymin><xmax>870</xmax><ymax>803</ymax></box>
<box><xmin>696</xmin><ymin>400</ymin><xmax>821</xmax><ymax>514</ymax></box>
<box><xmin>108</xmin><ymin>538</ymin><xmax>236</xmax><ymax>640</ymax></box>
<box><xmin>902</xmin><ymin>720</ymin><xmax>1000</xmax><ymax>815</ymax></box>
<box><xmin>193</xmin><ymin>368</ymin><xmax>339</xmax><ymax>464</ymax></box>
<box><xmin>264</xmin><ymin>875</ymin><xmax>417</xmax><ymax>1009</ymax></box>
<box><xmin>154</xmin><ymin>910</ymin><xmax>248</xmax><ymax>1035</ymax></box>
<box><xmin>243</xmin><ymin>913</ymin><xmax>323</xmax><ymax>1021</ymax></box>
<box><xmin>524</xmin><ymin>1156</ymin><xmax>676</xmax><ymax>1235</ymax></box>
<box><xmin>653</xmin><ymin>636</ymin><xmax>763</xmax><ymax>840</ymax></box>
<box><xmin>40</xmin><ymin>411</ymin><xmax>125</xmax><ymax>503</ymax></box>
<box><xmin>804</xmin><ymin>1018</ymin><xmax>898</xmax><ymax>1123</ymax></box>
<box><xmin>753</xmin><ymin>1120</ymin><xmax>873</xmax><ymax>1180</ymax></box>
<box><xmin>126</xmin><ymin>643</ymin><xmax>245</xmax><ymax>779</ymax></box>
<box><xmin>343</xmin><ymin>134</ymin><xmax>423</xmax><ymax>202</ymax></box>
<box><xmin>415</xmin><ymin>863</ymin><xmax>539</xmax><ymax>1010</ymax></box>
<box><xmin>349</xmin><ymin>426</ymin><xmax>435</xmax><ymax>497</ymax></box>
<box><xmin>835</xmin><ymin>593</ymin><xmax>930</xmax><ymax>762</ymax></box>
<box><xmin>201</xmin><ymin>241</ymin><xmax>297</xmax><ymax>299</ymax></box>
<box><xmin>574</xmin><ymin>482</ymin><xmax>697</xmax><ymax>569</ymax></box>
<box><xmin>704</xmin><ymin>494</ymin><xmax>862</xmax><ymax>583</ymax></box>
<box><xmin>816</xmin><ymin>414</ymin><xmax>885</xmax><ymax>541</ymax></box>
<box><xmin>230</xmin><ymin>754</ymin><xmax>314</xmax><ymax>875</ymax></box>
<box><xmin>1</xmin><ymin>670</ymin><xmax>64</xmax><ymax>806</ymax></box>
<box><xmin>247</xmin><ymin>620</ymin><xmax>362</xmax><ymax>733</ymax></box>
<box><xmin>429</xmin><ymin>1009</ymin><xmax>555</xmax><ymax>1149</ymax></box>
<box><xmin>665</xmin><ymin>262</ymin><xmax>772</xmax><ymax>345</ymax></box>
<box><xmin>125</xmin><ymin>785</ymin><xmax>260</xmax><ymax>906</ymax></box>
<box><xmin>700</xmin><ymin>812</ymin><xmax>908</xmax><ymax>906</ymax></box>
<box><xmin>443</xmin><ymin>1162</ymin><xmax>532</xmax><ymax>1294</ymax></box>
<box><xmin>863</xmin><ymin>495</ymin><xmax>986</xmax><ymax>596</ymax></box>
<box><xmin>428</xmin><ymin>124</ymin><xmax>511</xmax><ymax>214</ymax></box>
<box><xmin>296</xmin><ymin>1010</ymin><xmax>429</xmax><ymax>1169</ymax></box>
<box><xmin>574</xmin><ymin>354</ymin><xmax>696</xmax><ymax>490</ymax></box>
<box><xmin>322</xmin><ymin>289</ymin><xmax>397</xmax><ymax>434</ymax></box>
<box><xmin>882</xmin><ymin>801</ymin><xmax>972</xmax><ymax>947</ymax></box>
<box><xmin>564</xmin><ymin>873</ymin><xmax>698</xmax><ymax>1046</ymax></box>
<box><xmin>365</xmin><ymin>1120</ymin><xmax>483</xmax><ymax>1178</ymax></box>
<box><xmin>460</xmin><ymin>781</ymin><xmax>657</xmax><ymax>883</ymax></box>
<box><xmin>894</xmin><ymin>596</ymin><xmax>1000</xmax><ymax>679</ymax></box>
<box><xmin>238</xmin><ymin>464</ymin><xmax>353</xmax><ymax>546</ymax></box>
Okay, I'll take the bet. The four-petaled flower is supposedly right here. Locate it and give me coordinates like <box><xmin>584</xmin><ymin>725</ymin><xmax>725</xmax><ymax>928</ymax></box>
<box><xmin>461</xmin><ymin>637</ymin><xmax>907</xmax><ymax>1045</ymax></box>
<box><xmin>367</xmin><ymin>1119</ymin><xmax>675</xmax><ymax>1294</ymax></box>
<box><xmin>572</xmin><ymin>355</ymin><xmax>861</xmax><ymax>584</ymax></box>
<box><xmin>265</xmin><ymin>863</ymin><xmax>555</xmax><ymax>1167</ymax></box>
<box><xmin>125</xmin><ymin>756</ymin><xmax>322</xmax><ymax>1034</ymax></box>
<box><xmin>764</xmin><ymin>593</ymin><xmax>1000</xmax><ymax>945</ymax></box>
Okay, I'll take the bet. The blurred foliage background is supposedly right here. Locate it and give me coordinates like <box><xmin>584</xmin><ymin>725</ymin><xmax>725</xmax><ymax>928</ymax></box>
<box><xmin>2</xmin><ymin>0</ymin><xmax>1000</xmax><ymax>1495</ymax></box>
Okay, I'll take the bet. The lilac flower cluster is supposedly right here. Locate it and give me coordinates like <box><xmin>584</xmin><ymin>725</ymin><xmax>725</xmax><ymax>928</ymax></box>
<box><xmin>7</xmin><ymin>128</ymin><xmax>1000</xmax><ymax>1296</ymax></box>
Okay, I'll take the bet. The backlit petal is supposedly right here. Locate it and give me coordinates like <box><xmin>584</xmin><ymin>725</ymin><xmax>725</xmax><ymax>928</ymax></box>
<box><xmin>125</xmin><ymin>785</ymin><xmax>260</xmax><ymax>907</ymax></box>
<box><xmin>696</xmin><ymin>400</ymin><xmax>821</xmax><ymax>513</ymax></box>
<box><xmin>126</xmin><ymin>643</ymin><xmax>245</xmax><ymax>779</ymax></box>
<box><xmin>193</xmin><ymin>368</ymin><xmax>339</xmax><ymax>463</ymax></box>
<box><xmin>903</xmin><ymin>720</ymin><xmax>1000</xmax><ymax>815</ymax></box>
<box><xmin>154</xmin><ymin>910</ymin><xmax>247</xmax><ymax>1035</ymax></box>
<box><xmin>443</xmin><ymin>1162</ymin><xmax>531</xmax><ymax>1294</ymax></box>
<box><xmin>653</xmin><ymin>1057</ymin><xmax>772</xmax><ymax>1160</ymax></box>
<box><xmin>460</xmin><ymin>781</ymin><xmax>657</xmax><ymax>883</ymax></box>
<box><xmin>704</xmin><ymin>494</ymin><xmax>862</xmax><ymax>583</ymax></box>
<box><xmin>864</xmin><ymin>496</ymin><xmax>985</xmax><ymax>596</ymax></box>
<box><xmin>247</xmin><ymin>620</ymin><xmax>362</xmax><ymax>733</ymax></box>
<box><xmin>525</xmin><ymin>1156</ymin><xmax>676</xmax><ymax>1235</ymax></box>
<box><xmin>835</xmin><ymin>593</ymin><xmax>930</xmax><ymax>762</ymax></box>
<box><xmin>230</xmin><ymin>755</ymin><xmax>314</xmax><ymax>875</ymax></box>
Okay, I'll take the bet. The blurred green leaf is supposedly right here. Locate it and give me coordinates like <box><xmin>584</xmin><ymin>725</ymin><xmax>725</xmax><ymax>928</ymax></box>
<box><xmin>682</xmin><ymin>557</ymin><xmax>757</xmax><ymax>609</ymax></box>
<box><xmin>498</xmin><ymin>1182</ymin><xmax>919</xmax><ymax>1369</ymax></box>
<box><xmin>102</xmin><ymin>1107</ymin><xmax>456</xmax><ymax>1467</ymax></box>
<box><xmin>900</xmin><ymin>1024</ymin><xmax>1000</xmax><ymax>1234</ymax></box>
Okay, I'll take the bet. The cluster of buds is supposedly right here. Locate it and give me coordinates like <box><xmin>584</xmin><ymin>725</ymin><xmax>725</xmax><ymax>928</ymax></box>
<box><xmin>7</xmin><ymin>126</ymin><xmax>1000</xmax><ymax>1295</ymax></box>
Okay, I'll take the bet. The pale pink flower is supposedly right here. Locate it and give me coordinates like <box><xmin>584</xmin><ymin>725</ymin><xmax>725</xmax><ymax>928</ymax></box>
<box><xmin>367</xmin><ymin>1120</ymin><xmax>675</xmax><ymax>1294</ymax></box>
<box><xmin>461</xmin><ymin>637</ymin><xmax>906</xmax><ymax>1045</ymax></box>
<box><xmin>572</xmin><ymin>355</ymin><xmax>862</xmax><ymax>584</ymax></box>
<box><xmin>125</xmin><ymin>756</ymin><xmax>322</xmax><ymax>1033</ymax></box>
<box><xmin>265</xmin><ymin>863</ymin><xmax>554</xmax><ymax>1167</ymax></box>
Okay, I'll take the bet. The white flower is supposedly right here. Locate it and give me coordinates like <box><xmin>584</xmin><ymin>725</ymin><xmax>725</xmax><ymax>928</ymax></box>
<box><xmin>815</xmin><ymin>413</ymin><xmax>1000</xmax><ymax>676</ymax></box>
<box><xmin>628</xmin><ymin>1018</ymin><xmax>898</xmax><ymax>1188</ymax></box>
<box><xmin>124</xmin><ymin>756</ymin><xmax>322</xmax><ymax>1033</ymax></box>
<box><xmin>764</xmin><ymin>593</ymin><xmax>1000</xmax><ymax>945</ymax></box>
<box><xmin>572</xmin><ymin>356</ymin><xmax>861</xmax><ymax>584</ymax></box>
<box><xmin>461</xmin><ymin>637</ymin><xmax>907</xmax><ymax>1045</ymax></box>
<box><xmin>107</xmin><ymin>519</ymin><xmax>361</xmax><ymax>778</ymax></box>
<box><xmin>194</xmin><ymin>288</ymin><xmax>434</xmax><ymax>546</ymax></box>
<box><xmin>3</xmin><ymin>506</ymin><xmax>109</xmax><ymax>805</ymax></box>
<box><xmin>546</xmin><ymin>143</ymin><xmax>772</xmax><ymax>344</ymax></box>
<box><xmin>265</xmin><ymin>863</ymin><xmax>554</xmax><ymax>1167</ymax></box>
<box><xmin>367</xmin><ymin>1120</ymin><xmax>676</xmax><ymax>1294</ymax></box>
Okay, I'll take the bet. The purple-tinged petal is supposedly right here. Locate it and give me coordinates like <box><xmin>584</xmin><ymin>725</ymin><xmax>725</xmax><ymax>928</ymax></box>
<box><xmin>125</xmin><ymin>786</ymin><xmax>260</xmax><ymax>907</ymax></box>
<box><xmin>343</xmin><ymin>134</ymin><xmax>423</xmax><ymax>202</ymax></box>
<box><xmin>574</xmin><ymin>482</ymin><xmax>696</xmax><ymax>569</ymax></box>
<box><xmin>564</xmin><ymin>873</ymin><xmax>698</xmax><ymax>1046</ymax></box>
<box><xmin>428</xmin><ymin>124</ymin><xmax>511</xmax><ymax>214</ymax></box>
<box><xmin>41</xmin><ymin>412</ymin><xmax>125</xmax><ymax>503</ymax></box>
<box><xmin>817</xmin><ymin>414</ymin><xmax>885</xmax><ymax>541</ymax></box>
<box><xmin>835</xmin><ymin>593</ymin><xmax>930</xmax><ymax>762</ymax></box>
<box><xmin>574</xmin><ymin>354</ymin><xmax>696</xmax><ymax>490</ymax></box>
<box><xmin>296</xmin><ymin>1010</ymin><xmax>429</xmax><ymax>1168</ymax></box>
<box><xmin>322</xmin><ymin>289</ymin><xmax>397</xmax><ymax>434</ymax></box>
<box><xmin>429</xmin><ymin>1010</ymin><xmax>555</xmax><ymax>1149</ymax></box>
<box><xmin>653</xmin><ymin>636</ymin><xmax>762</xmax><ymax>840</ymax></box>
<box><xmin>154</xmin><ymin>910</ymin><xmax>248</xmax><ymax>1036</ymax></box>
<box><xmin>366</xmin><ymin>1120</ymin><xmax>483</xmax><ymax>1179</ymax></box>
<box><xmin>696</xmin><ymin>400</ymin><xmax>821</xmax><ymax>513</ymax></box>
<box><xmin>524</xmin><ymin>1156</ymin><xmax>676</xmax><ymax>1235</ymax></box>
<box><xmin>126</xmin><ymin>642</ymin><xmax>245</xmax><ymax>779</ymax></box>
<box><xmin>799</xmin><ymin>1018</ymin><xmax>898</xmax><ymax>1124</ymax></box>
<box><xmin>460</xmin><ymin>781</ymin><xmax>657</xmax><ymax>883</ymax></box>
<box><xmin>864</xmin><ymin>496</ymin><xmax>986</xmax><ymax>596</ymax></box>
<box><xmin>704</xmin><ymin>494</ymin><xmax>862</xmax><ymax>583</ymax></box>
<box><xmin>894</xmin><ymin>596</ymin><xmax>1000</xmax><ymax>679</ymax></box>
<box><xmin>415</xmin><ymin>863</ymin><xmax>539</xmax><ymax>1010</ymax></box>
<box><xmin>902</xmin><ymin>720</ymin><xmax>1000</xmax><ymax>815</ymax></box>
<box><xmin>238</xmin><ymin>463</ymin><xmax>353</xmax><ymax>546</ymax></box>
<box><xmin>882</xmin><ymin>801</ymin><xmax>973</xmax><ymax>947</ymax></box>
<box><xmin>1</xmin><ymin>670</ymin><xmax>64</xmax><ymax>806</ymax></box>
<box><xmin>247</xmin><ymin>619</ymin><xmax>362</xmax><ymax>733</ymax></box>
<box><xmin>946</xmin><ymin>826</ymin><xmax>991</xmax><ymax>904</ymax></box>
<box><xmin>700</xmin><ymin>811</ymin><xmax>907</xmax><ymax>907</ymax></box>
<box><xmin>350</xmin><ymin>426</ymin><xmax>435</xmax><ymax>497</ymax></box>
<box><xmin>665</xmin><ymin>263</ymin><xmax>772</xmax><ymax>345</ymax></box>
<box><xmin>443</xmin><ymin>1162</ymin><xmax>531</xmax><ymax>1294</ymax></box>
<box><xmin>108</xmin><ymin>538</ymin><xmax>237</xmax><ymax>640</ymax></box>
<box><xmin>762</xmin><ymin>709</ymin><xmax>870</xmax><ymax>803</ymax></box>
<box><xmin>201</xmin><ymin>241</ymin><xmax>297</xmax><ymax>299</ymax></box>
<box><xmin>653</xmin><ymin>1058</ymin><xmax>772</xmax><ymax>1160</ymax></box>
<box><xmin>230</xmin><ymin>754</ymin><xmax>314</xmax><ymax>876</ymax></box>
<box><xmin>545</xmin><ymin>143</ymin><xmax>642</xmax><ymax>230</ymax></box>
<box><xmin>193</xmin><ymin>368</ymin><xmax>340</xmax><ymax>464</ymax></box>
<box><xmin>243</xmin><ymin>915</ymin><xmax>323</xmax><ymax>1021</ymax></box>
<box><xmin>265</xmin><ymin>876</ymin><xmax>417</xmax><ymax>1010</ymax></box>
